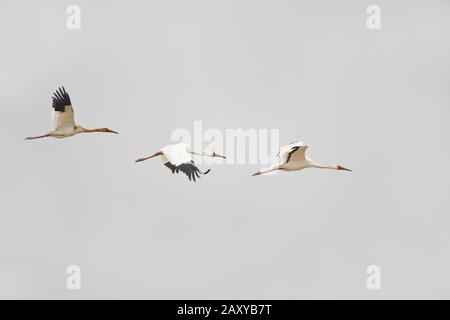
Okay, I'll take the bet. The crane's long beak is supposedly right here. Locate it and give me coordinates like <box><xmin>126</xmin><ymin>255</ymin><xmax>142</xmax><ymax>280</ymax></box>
<box><xmin>337</xmin><ymin>165</ymin><xmax>352</xmax><ymax>172</ymax></box>
<box><xmin>107</xmin><ymin>129</ymin><xmax>119</xmax><ymax>134</ymax></box>
<box><xmin>213</xmin><ymin>152</ymin><xmax>226</xmax><ymax>159</ymax></box>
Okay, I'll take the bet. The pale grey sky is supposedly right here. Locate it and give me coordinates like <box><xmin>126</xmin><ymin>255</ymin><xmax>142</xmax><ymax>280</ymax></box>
<box><xmin>0</xmin><ymin>0</ymin><xmax>449</xmax><ymax>299</ymax></box>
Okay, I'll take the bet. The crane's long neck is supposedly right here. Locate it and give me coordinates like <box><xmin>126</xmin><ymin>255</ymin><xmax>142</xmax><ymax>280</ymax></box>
<box><xmin>76</xmin><ymin>126</ymin><xmax>118</xmax><ymax>134</ymax></box>
<box><xmin>81</xmin><ymin>128</ymin><xmax>100</xmax><ymax>133</ymax></box>
<box><xmin>308</xmin><ymin>161</ymin><xmax>337</xmax><ymax>170</ymax></box>
<box><xmin>190</xmin><ymin>149</ymin><xmax>226</xmax><ymax>158</ymax></box>
<box><xmin>190</xmin><ymin>150</ymin><xmax>206</xmax><ymax>156</ymax></box>
<box><xmin>77</xmin><ymin>127</ymin><xmax>106</xmax><ymax>133</ymax></box>
<box><xmin>308</xmin><ymin>160</ymin><xmax>352</xmax><ymax>172</ymax></box>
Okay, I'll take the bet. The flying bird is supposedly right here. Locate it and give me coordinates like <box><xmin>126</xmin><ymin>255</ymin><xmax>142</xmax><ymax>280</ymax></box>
<box><xmin>253</xmin><ymin>141</ymin><xmax>351</xmax><ymax>176</ymax></box>
<box><xmin>25</xmin><ymin>87</ymin><xmax>118</xmax><ymax>140</ymax></box>
<box><xmin>135</xmin><ymin>143</ymin><xmax>226</xmax><ymax>182</ymax></box>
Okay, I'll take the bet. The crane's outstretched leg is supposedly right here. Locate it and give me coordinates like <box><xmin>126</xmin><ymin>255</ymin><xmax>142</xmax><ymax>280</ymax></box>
<box><xmin>25</xmin><ymin>133</ymin><xmax>51</xmax><ymax>140</ymax></box>
<box><xmin>135</xmin><ymin>152</ymin><xmax>163</xmax><ymax>163</ymax></box>
<box><xmin>252</xmin><ymin>167</ymin><xmax>280</xmax><ymax>176</ymax></box>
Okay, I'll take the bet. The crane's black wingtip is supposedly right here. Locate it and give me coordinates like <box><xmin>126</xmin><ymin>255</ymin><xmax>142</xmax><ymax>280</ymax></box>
<box><xmin>204</xmin><ymin>169</ymin><xmax>211</xmax><ymax>175</ymax></box>
<box><xmin>52</xmin><ymin>86</ymin><xmax>71</xmax><ymax>111</ymax></box>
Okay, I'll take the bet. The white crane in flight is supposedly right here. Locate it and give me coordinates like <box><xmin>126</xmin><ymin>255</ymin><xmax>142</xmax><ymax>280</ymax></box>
<box><xmin>135</xmin><ymin>143</ymin><xmax>226</xmax><ymax>182</ymax></box>
<box><xmin>25</xmin><ymin>87</ymin><xmax>118</xmax><ymax>140</ymax></box>
<box><xmin>253</xmin><ymin>141</ymin><xmax>351</xmax><ymax>176</ymax></box>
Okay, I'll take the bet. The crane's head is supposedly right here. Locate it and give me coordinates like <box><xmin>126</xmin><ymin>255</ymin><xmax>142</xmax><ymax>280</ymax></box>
<box><xmin>211</xmin><ymin>151</ymin><xmax>226</xmax><ymax>159</ymax></box>
<box><xmin>100</xmin><ymin>127</ymin><xmax>119</xmax><ymax>134</ymax></box>
<box><xmin>337</xmin><ymin>165</ymin><xmax>352</xmax><ymax>172</ymax></box>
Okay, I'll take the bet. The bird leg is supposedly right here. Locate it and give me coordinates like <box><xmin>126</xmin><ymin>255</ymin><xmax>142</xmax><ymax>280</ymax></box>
<box><xmin>25</xmin><ymin>133</ymin><xmax>51</xmax><ymax>140</ymax></box>
<box><xmin>252</xmin><ymin>166</ymin><xmax>279</xmax><ymax>176</ymax></box>
<box><xmin>135</xmin><ymin>152</ymin><xmax>163</xmax><ymax>163</ymax></box>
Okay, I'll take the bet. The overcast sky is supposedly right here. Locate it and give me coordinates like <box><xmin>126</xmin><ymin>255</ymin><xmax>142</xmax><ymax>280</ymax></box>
<box><xmin>0</xmin><ymin>0</ymin><xmax>449</xmax><ymax>299</ymax></box>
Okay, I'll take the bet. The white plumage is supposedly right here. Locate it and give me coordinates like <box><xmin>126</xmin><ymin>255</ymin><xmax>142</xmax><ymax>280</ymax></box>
<box><xmin>253</xmin><ymin>141</ymin><xmax>351</xmax><ymax>176</ymax></box>
<box><xmin>135</xmin><ymin>143</ymin><xmax>226</xmax><ymax>182</ymax></box>
<box><xmin>161</xmin><ymin>143</ymin><xmax>193</xmax><ymax>167</ymax></box>
<box><xmin>25</xmin><ymin>87</ymin><xmax>118</xmax><ymax>140</ymax></box>
<box><xmin>52</xmin><ymin>105</ymin><xmax>75</xmax><ymax>133</ymax></box>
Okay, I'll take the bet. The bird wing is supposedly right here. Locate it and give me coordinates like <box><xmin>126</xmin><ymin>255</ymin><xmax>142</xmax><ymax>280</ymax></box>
<box><xmin>164</xmin><ymin>161</ymin><xmax>210</xmax><ymax>182</ymax></box>
<box><xmin>162</xmin><ymin>144</ymin><xmax>211</xmax><ymax>182</ymax></box>
<box><xmin>51</xmin><ymin>87</ymin><xmax>76</xmax><ymax>132</ymax></box>
<box><xmin>162</xmin><ymin>144</ymin><xmax>192</xmax><ymax>167</ymax></box>
<box><xmin>279</xmin><ymin>141</ymin><xmax>307</xmax><ymax>164</ymax></box>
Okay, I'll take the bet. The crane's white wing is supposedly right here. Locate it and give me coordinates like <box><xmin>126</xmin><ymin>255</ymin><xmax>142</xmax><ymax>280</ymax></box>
<box><xmin>161</xmin><ymin>143</ymin><xmax>209</xmax><ymax>181</ymax></box>
<box><xmin>51</xmin><ymin>87</ymin><xmax>76</xmax><ymax>132</ymax></box>
<box><xmin>279</xmin><ymin>141</ymin><xmax>307</xmax><ymax>164</ymax></box>
<box><xmin>161</xmin><ymin>143</ymin><xmax>192</xmax><ymax>167</ymax></box>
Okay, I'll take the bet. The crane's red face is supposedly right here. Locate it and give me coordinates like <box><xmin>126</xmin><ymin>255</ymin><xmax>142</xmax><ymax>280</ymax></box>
<box><xmin>337</xmin><ymin>165</ymin><xmax>352</xmax><ymax>172</ymax></box>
